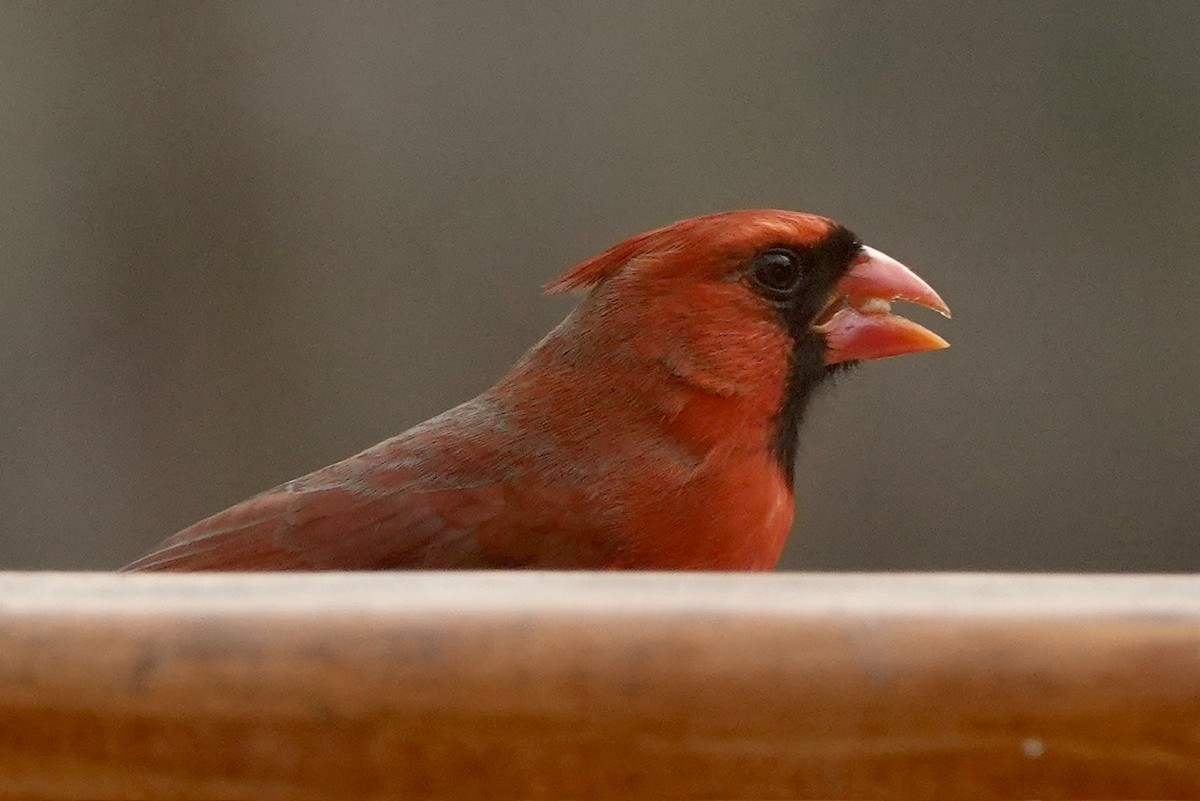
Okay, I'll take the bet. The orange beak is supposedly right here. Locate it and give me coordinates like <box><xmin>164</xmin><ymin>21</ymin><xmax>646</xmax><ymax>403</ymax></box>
<box><xmin>814</xmin><ymin>246</ymin><xmax>951</xmax><ymax>365</ymax></box>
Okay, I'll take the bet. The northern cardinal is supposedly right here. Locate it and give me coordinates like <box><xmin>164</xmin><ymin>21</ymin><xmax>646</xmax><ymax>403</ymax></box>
<box><xmin>123</xmin><ymin>210</ymin><xmax>949</xmax><ymax>571</ymax></box>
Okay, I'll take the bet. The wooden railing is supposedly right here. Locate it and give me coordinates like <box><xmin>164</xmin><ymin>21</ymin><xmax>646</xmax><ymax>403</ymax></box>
<box><xmin>0</xmin><ymin>572</ymin><xmax>1197</xmax><ymax>799</ymax></box>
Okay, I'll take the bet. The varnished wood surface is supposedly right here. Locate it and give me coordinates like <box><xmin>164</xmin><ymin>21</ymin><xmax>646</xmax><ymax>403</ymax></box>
<box><xmin>0</xmin><ymin>572</ymin><xmax>1198</xmax><ymax>799</ymax></box>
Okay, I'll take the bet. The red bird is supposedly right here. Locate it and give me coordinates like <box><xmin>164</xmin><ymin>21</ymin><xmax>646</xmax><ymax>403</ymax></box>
<box><xmin>124</xmin><ymin>210</ymin><xmax>949</xmax><ymax>572</ymax></box>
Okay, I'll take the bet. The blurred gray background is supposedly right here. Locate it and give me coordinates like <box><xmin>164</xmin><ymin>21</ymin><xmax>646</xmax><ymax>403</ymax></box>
<box><xmin>2</xmin><ymin>2</ymin><xmax>1197</xmax><ymax>571</ymax></box>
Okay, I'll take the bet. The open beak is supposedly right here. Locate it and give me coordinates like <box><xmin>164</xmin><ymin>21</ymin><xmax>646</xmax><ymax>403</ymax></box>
<box><xmin>814</xmin><ymin>246</ymin><xmax>951</xmax><ymax>366</ymax></box>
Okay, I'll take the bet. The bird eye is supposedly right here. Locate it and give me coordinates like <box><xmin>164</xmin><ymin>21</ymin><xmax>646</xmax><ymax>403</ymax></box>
<box><xmin>749</xmin><ymin>249</ymin><xmax>804</xmax><ymax>298</ymax></box>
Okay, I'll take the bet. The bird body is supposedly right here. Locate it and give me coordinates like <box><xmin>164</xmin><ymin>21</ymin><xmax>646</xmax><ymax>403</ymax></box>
<box><xmin>124</xmin><ymin>210</ymin><xmax>949</xmax><ymax>572</ymax></box>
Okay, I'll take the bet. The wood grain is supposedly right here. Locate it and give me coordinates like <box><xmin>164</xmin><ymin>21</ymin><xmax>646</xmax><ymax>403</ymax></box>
<box><xmin>0</xmin><ymin>572</ymin><xmax>1197</xmax><ymax>799</ymax></box>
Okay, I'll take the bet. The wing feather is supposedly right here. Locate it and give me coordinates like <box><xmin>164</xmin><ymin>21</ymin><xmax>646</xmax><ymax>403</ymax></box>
<box><xmin>122</xmin><ymin>412</ymin><xmax>511</xmax><ymax>571</ymax></box>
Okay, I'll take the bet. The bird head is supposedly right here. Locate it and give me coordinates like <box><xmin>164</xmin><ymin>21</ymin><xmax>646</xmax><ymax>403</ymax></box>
<box><xmin>548</xmin><ymin>209</ymin><xmax>948</xmax><ymax>374</ymax></box>
<box><xmin>543</xmin><ymin>210</ymin><xmax>950</xmax><ymax>482</ymax></box>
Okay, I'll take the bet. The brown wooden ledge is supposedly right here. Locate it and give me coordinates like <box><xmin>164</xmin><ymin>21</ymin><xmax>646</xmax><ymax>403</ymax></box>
<box><xmin>0</xmin><ymin>572</ymin><xmax>1198</xmax><ymax>799</ymax></box>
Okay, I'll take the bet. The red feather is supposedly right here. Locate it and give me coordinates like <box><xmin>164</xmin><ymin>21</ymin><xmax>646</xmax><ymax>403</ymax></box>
<box><xmin>124</xmin><ymin>210</ymin><xmax>947</xmax><ymax>572</ymax></box>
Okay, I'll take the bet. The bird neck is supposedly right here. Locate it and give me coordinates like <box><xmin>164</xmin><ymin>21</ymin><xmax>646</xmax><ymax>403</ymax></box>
<box><xmin>489</xmin><ymin>304</ymin><xmax>791</xmax><ymax>474</ymax></box>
